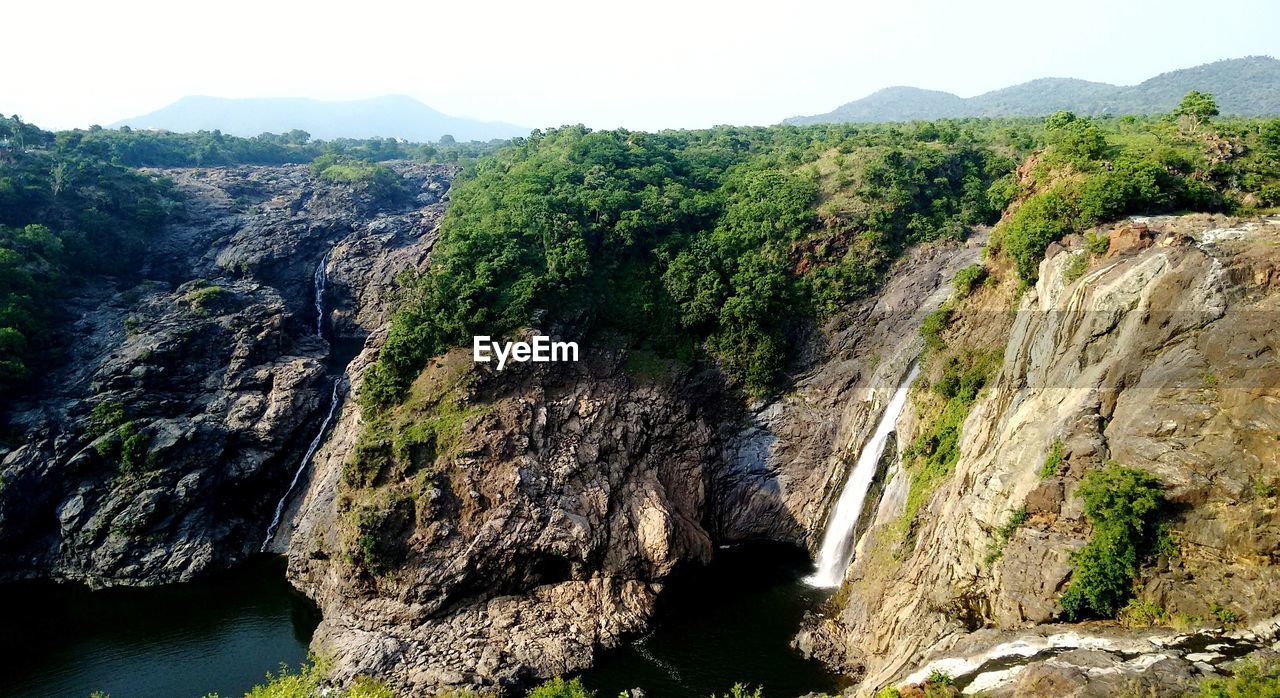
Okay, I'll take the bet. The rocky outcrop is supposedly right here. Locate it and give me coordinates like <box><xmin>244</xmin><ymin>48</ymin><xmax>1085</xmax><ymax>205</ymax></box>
<box><xmin>280</xmin><ymin>234</ymin><xmax>983</xmax><ymax>692</ymax></box>
<box><xmin>816</xmin><ymin>214</ymin><xmax>1280</xmax><ymax>695</ymax></box>
<box><xmin>287</xmin><ymin>347</ymin><xmax>718</xmax><ymax>691</ymax></box>
<box><xmin>0</xmin><ymin>162</ymin><xmax>455</xmax><ymax>587</ymax></box>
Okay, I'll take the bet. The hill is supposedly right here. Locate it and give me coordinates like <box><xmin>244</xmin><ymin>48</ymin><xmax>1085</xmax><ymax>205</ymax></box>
<box><xmin>112</xmin><ymin>94</ymin><xmax>528</xmax><ymax>142</ymax></box>
<box><xmin>787</xmin><ymin>56</ymin><xmax>1280</xmax><ymax>124</ymax></box>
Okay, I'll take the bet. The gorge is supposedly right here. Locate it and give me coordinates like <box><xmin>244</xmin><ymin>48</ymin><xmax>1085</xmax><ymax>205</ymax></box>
<box><xmin>2</xmin><ymin>103</ymin><xmax>1280</xmax><ymax>698</ymax></box>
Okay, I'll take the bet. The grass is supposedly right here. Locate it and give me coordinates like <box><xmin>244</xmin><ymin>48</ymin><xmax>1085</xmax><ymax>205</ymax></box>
<box><xmin>984</xmin><ymin>506</ymin><xmax>1028</xmax><ymax>565</ymax></box>
<box><xmin>1062</xmin><ymin>251</ymin><xmax>1089</xmax><ymax>283</ymax></box>
<box><xmin>1040</xmin><ymin>438</ymin><xmax>1065</xmax><ymax>478</ymax></box>
<box><xmin>895</xmin><ymin>349</ymin><xmax>1000</xmax><ymax>548</ymax></box>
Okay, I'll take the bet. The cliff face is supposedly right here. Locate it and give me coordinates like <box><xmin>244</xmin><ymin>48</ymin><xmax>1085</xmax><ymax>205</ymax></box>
<box><xmin>0</xmin><ymin>162</ymin><xmax>454</xmax><ymax>587</ymax></box>
<box><xmin>282</xmin><ymin>235</ymin><xmax>982</xmax><ymax>691</ymax></box>
<box><xmin>815</xmin><ymin>214</ymin><xmax>1280</xmax><ymax>695</ymax></box>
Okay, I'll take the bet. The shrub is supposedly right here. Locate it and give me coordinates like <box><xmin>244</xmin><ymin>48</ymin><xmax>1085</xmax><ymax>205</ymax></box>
<box><xmin>527</xmin><ymin>677</ymin><xmax>593</xmax><ymax>698</ymax></box>
<box><xmin>951</xmin><ymin>264</ymin><xmax>988</xmax><ymax>300</ymax></box>
<box><xmin>310</xmin><ymin>154</ymin><xmax>406</xmax><ymax>200</ymax></box>
<box><xmin>184</xmin><ymin>281</ymin><xmax>227</xmax><ymax>314</ymax></box>
<box><xmin>985</xmin><ymin>506</ymin><xmax>1028</xmax><ymax>565</ymax></box>
<box><xmin>117</xmin><ymin>421</ymin><xmax>153</xmax><ymax>473</ymax></box>
<box><xmin>89</xmin><ymin>400</ymin><xmax>127</xmax><ymax>437</ymax></box>
<box><xmin>1059</xmin><ymin>463</ymin><xmax>1165</xmax><ymax>619</ymax></box>
<box><xmin>1040</xmin><ymin>439</ymin><xmax>1065</xmax><ymax>478</ymax></box>
<box><xmin>1211</xmin><ymin>601</ymin><xmax>1240</xmax><ymax>626</ymax></box>
<box><xmin>998</xmin><ymin>189</ymin><xmax>1074</xmax><ymax>281</ymax></box>
<box><xmin>1084</xmin><ymin>231</ymin><xmax>1110</xmax><ymax>255</ymax></box>
<box><xmin>920</xmin><ymin>305</ymin><xmax>954</xmax><ymax>351</ymax></box>
<box><xmin>1196</xmin><ymin>659</ymin><xmax>1280</xmax><ymax>697</ymax></box>
<box><xmin>1062</xmin><ymin>252</ymin><xmax>1089</xmax><ymax>283</ymax></box>
<box><xmin>925</xmin><ymin>670</ymin><xmax>953</xmax><ymax>687</ymax></box>
<box><xmin>711</xmin><ymin>686</ymin><xmax>764</xmax><ymax>698</ymax></box>
<box><xmin>1119</xmin><ymin>598</ymin><xmax>1169</xmax><ymax>627</ymax></box>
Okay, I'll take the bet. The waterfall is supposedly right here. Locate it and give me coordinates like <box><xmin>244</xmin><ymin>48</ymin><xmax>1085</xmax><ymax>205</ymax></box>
<box><xmin>261</xmin><ymin>378</ymin><xmax>341</xmax><ymax>551</ymax></box>
<box><xmin>260</xmin><ymin>251</ymin><xmax>337</xmax><ymax>552</ymax></box>
<box><xmin>313</xmin><ymin>252</ymin><xmax>328</xmax><ymax>337</ymax></box>
<box><xmin>806</xmin><ymin>363</ymin><xmax>920</xmax><ymax>588</ymax></box>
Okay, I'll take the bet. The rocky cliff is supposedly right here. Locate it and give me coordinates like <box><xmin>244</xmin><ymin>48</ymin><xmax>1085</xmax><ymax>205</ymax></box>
<box><xmin>0</xmin><ymin>161</ymin><xmax>454</xmax><ymax>587</ymax></box>
<box><xmin>279</xmin><ymin>230</ymin><xmax>982</xmax><ymax>691</ymax></box>
<box><xmin>806</xmin><ymin>214</ymin><xmax>1280</xmax><ymax>696</ymax></box>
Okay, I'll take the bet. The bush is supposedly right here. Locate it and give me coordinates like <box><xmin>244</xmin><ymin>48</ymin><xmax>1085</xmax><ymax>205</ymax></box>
<box><xmin>239</xmin><ymin>658</ymin><xmax>396</xmax><ymax>698</ymax></box>
<box><xmin>1040</xmin><ymin>439</ymin><xmax>1065</xmax><ymax>478</ymax></box>
<box><xmin>1084</xmin><ymin>231</ymin><xmax>1110</xmax><ymax>255</ymax></box>
<box><xmin>1196</xmin><ymin>659</ymin><xmax>1280</xmax><ymax>697</ymax></box>
<box><xmin>1062</xmin><ymin>252</ymin><xmax>1089</xmax><ymax>283</ymax></box>
<box><xmin>527</xmin><ymin>678</ymin><xmax>593</xmax><ymax>698</ymax></box>
<box><xmin>711</xmin><ymin>686</ymin><xmax>764</xmax><ymax>698</ymax></box>
<box><xmin>985</xmin><ymin>506</ymin><xmax>1028</xmax><ymax>564</ymax></box>
<box><xmin>951</xmin><ymin>264</ymin><xmax>987</xmax><ymax>300</ymax></box>
<box><xmin>1059</xmin><ymin>463</ymin><xmax>1165</xmax><ymax>619</ymax></box>
<box><xmin>920</xmin><ymin>305</ymin><xmax>954</xmax><ymax>351</ymax></box>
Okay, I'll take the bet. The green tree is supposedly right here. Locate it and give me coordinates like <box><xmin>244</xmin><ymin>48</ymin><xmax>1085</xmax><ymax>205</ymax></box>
<box><xmin>1175</xmin><ymin>91</ymin><xmax>1220</xmax><ymax>131</ymax></box>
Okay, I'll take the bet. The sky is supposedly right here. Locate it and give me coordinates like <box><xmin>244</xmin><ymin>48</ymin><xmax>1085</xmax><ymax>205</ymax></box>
<box><xmin>7</xmin><ymin>0</ymin><xmax>1280</xmax><ymax>132</ymax></box>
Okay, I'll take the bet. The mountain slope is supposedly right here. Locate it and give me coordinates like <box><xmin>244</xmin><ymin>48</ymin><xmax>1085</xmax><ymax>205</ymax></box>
<box><xmin>788</xmin><ymin>56</ymin><xmax>1280</xmax><ymax>124</ymax></box>
<box><xmin>113</xmin><ymin>95</ymin><xmax>528</xmax><ymax>142</ymax></box>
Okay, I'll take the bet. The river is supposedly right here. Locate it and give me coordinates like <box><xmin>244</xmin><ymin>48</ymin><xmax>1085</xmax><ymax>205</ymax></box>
<box><xmin>0</xmin><ymin>556</ymin><xmax>319</xmax><ymax>698</ymax></box>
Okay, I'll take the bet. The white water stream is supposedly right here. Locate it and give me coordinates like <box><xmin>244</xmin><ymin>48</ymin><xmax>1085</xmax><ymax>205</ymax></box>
<box><xmin>807</xmin><ymin>363</ymin><xmax>919</xmax><ymax>588</ymax></box>
<box><xmin>313</xmin><ymin>251</ymin><xmax>328</xmax><ymax>337</ymax></box>
<box><xmin>260</xmin><ymin>253</ymin><xmax>340</xmax><ymax>551</ymax></box>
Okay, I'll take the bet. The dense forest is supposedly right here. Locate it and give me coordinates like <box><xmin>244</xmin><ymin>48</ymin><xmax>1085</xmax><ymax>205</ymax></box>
<box><xmin>3</xmin><ymin>94</ymin><xmax>1279</xmax><ymax>406</ymax></box>
<box><xmin>362</xmin><ymin>94</ymin><xmax>1280</xmax><ymax>406</ymax></box>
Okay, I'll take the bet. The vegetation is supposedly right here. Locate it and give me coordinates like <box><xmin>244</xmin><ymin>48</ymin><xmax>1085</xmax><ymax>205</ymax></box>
<box><xmin>898</xmin><ymin>347</ymin><xmax>1001</xmax><ymax>542</ymax></box>
<box><xmin>1196</xmin><ymin>659</ymin><xmax>1280</xmax><ymax>697</ymax></box>
<box><xmin>194</xmin><ymin>658</ymin><xmax>396</xmax><ymax>698</ymax></box>
<box><xmin>361</xmin><ymin>122</ymin><xmax>1014</xmax><ymax>406</ymax></box>
<box><xmin>39</xmin><ymin>122</ymin><xmax>503</xmax><ymax>168</ymax></box>
<box><xmin>1039</xmin><ymin>438</ymin><xmax>1065</xmax><ymax>478</ymax></box>
<box><xmin>310</xmin><ymin>154</ymin><xmax>407</xmax><ymax>200</ymax></box>
<box><xmin>950</xmin><ymin>264</ymin><xmax>988</xmax><ymax>300</ymax></box>
<box><xmin>990</xmin><ymin>97</ymin><xmax>1280</xmax><ymax>281</ymax></box>
<box><xmin>88</xmin><ymin>399</ymin><xmax>152</xmax><ymax>473</ymax></box>
<box><xmin>1060</xmin><ymin>463</ymin><xmax>1166</xmax><ymax>620</ymax></box>
<box><xmin>984</xmin><ymin>506</ymin><xmax>1028</xmax><ymax>565</ymax></box>
<box><xmin>0</xmin><ymin>113</ymin><xmax>498</xmax><ymax>408</ymax></box>
<box><xmin>1</xmin><ymin>116</ymin><xmax>177</xmax><ymax>394</ymax></box>
<box><xmin>527</xmin><ymin>678</ymin><xmax>594</xmax><ymax>698</ymax></box>
<box><xmin>1062</xmin><ymin>251</ymin><xmax>1089</xmax><ymax>282</ymax></box>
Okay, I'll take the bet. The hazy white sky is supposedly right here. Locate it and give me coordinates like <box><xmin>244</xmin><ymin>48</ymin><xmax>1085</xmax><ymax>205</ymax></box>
<box><xmin>7</xmin><ymin>0</ymin><xmax>1279</xmax><ymax>132</ymax></box>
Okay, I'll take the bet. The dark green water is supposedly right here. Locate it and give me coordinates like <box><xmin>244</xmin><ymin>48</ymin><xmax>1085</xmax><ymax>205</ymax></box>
<box><xmin>0</xmin><ymin>544</ymin><xmax>842</xmax><ymax>698</ymax></box>
<box><xmin>0</xmin><ymin>556</ymin><xmax>319</xmax><ymax>698</ymax></box>
<box><xmin>579</xmin><ymin>544</ymin><xmax>848</xmax><ymax>698</ymax></box>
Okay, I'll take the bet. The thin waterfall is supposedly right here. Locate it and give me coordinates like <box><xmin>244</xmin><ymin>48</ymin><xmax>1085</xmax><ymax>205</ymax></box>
<box><xmin>313</xmin><ymin>251</ymin><xmax>328</xmax><ymax>337</ymax></box>
<box><xmin>806</xmin><ymin>362</ymin><xmax>920</xmax><ymax>588</ymax></box>
<box><xmin>261</xmin><ymin>379</ymin><xmax>341</xmax><ymax>551</ymax></box>
<box><xmin>260</xmin><ymin>251</ymin><xmax>337</xmax><ymax>552</ymax></box>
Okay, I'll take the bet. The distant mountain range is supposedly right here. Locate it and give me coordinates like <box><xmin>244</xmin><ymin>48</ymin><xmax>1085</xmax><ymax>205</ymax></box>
<box><xmin>786</xmin><ymin>56</ymin><xmax>1280</xmax><ymax>125</ymax></box>
<box><xmin>113</xmin><ymin>95</ymin><xmax>528</xmax><ymax>142</ymax></box>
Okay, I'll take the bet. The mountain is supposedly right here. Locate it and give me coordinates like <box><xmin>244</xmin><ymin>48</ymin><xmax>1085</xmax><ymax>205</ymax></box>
<box><xmin>787</xmin><ymin>56</ymin><xmax>1280</xmax><ymax>124</ymax></box>
<box><xmin>112</xmin><ymin>94</ymin><xmax>528</xmax><ymax>142</ymax></box>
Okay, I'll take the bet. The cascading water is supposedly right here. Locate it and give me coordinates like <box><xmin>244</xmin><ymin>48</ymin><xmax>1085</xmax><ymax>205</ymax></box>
<box><xmin>260</xmin><ymin>379</ymin><xmax>341</xmax><ymax>550</ymax></box>
<box><xmin>806</xmin><ymin>363</ymin><xmax>920</xmax><ymax>588</ymax></box>
<box><xmin>260</xmin><ymin>253</ymin><xmax>339</xmax><ymax>552</ymax></box>
<box><xmin>313</xmin><ymin>251</ymin><xmax>328</xmax><ymax>337</ymax></box>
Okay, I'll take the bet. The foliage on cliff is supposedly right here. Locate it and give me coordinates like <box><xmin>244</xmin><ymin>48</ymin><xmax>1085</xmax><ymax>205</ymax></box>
<box><xmin>991</xmin><ymin>97</ymin><xmax>1280</xmax><ymax>280</ymax></box>
<box><xmin>1060</xmin><ymin>463</ymin><xmax>1167</xmax><ymax>620</ymax></box>
<box><xmin>0</xmin><ymin>118</ymin><xmax>177</xmax><ymax>392</ymax></box>
<box><xmin>363</xmin><ymin>122</ymin><xmax>1013</xmax><ymax>405</ymax></box>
